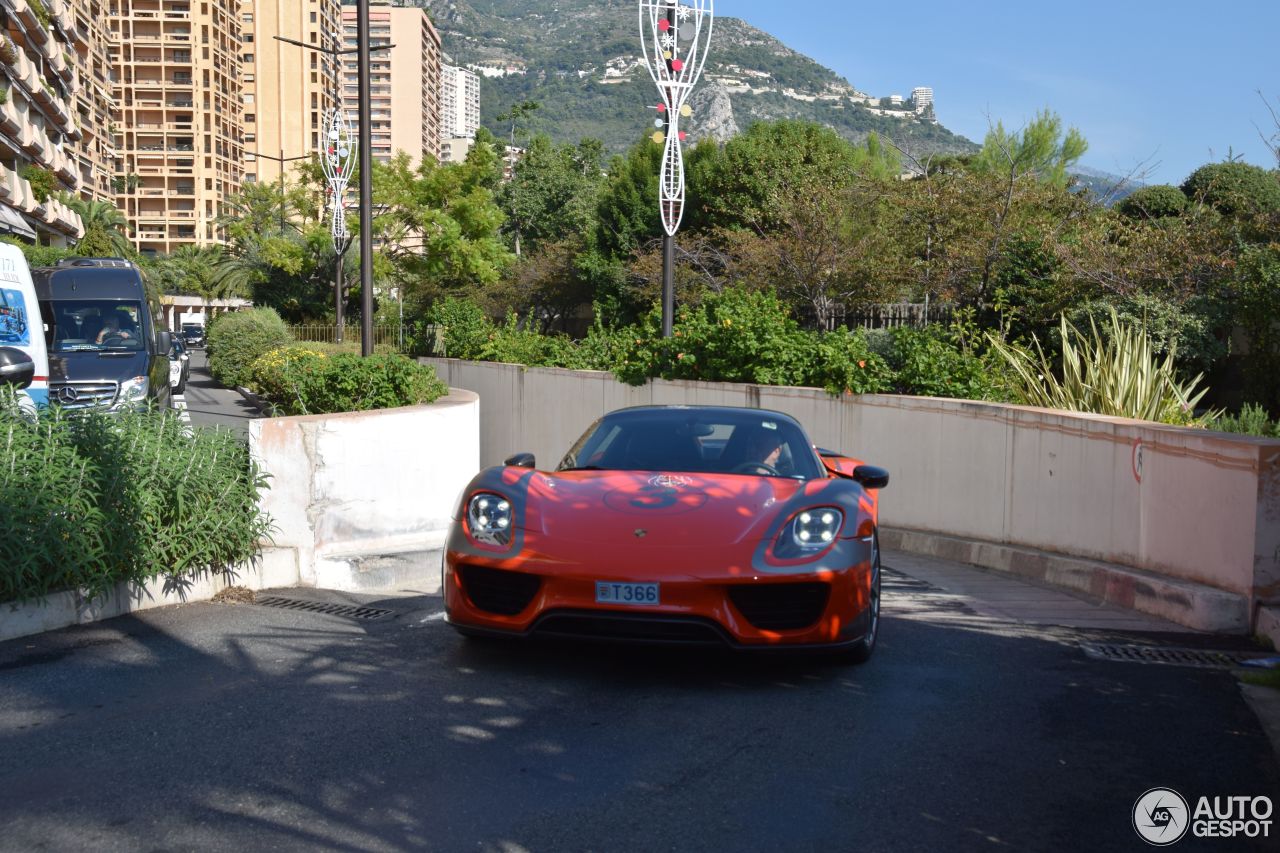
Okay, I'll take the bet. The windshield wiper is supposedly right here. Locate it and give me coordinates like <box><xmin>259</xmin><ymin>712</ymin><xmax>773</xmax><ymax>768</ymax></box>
<box><xmin>561</xmin><ymin>465</ymin><xmax>606</xmax><ymax>472</ymax></box>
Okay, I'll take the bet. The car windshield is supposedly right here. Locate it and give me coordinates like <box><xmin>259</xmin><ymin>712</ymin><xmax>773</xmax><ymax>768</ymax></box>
<box><xmin>51</xmin><ymin>300</ymin><xmax>146</xmax><ymax>352</ymax></box>
<box><xmin>558</xmin><ymin>409</ymin><xmax>823</xmax><ymax>480</ymax></box>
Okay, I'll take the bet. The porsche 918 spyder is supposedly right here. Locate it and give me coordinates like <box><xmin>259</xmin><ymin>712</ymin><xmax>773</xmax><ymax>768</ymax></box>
<box><xmin>443</xmin><ymin>406</ymin><xmax>889</xmax><ymax>663</ymax></box>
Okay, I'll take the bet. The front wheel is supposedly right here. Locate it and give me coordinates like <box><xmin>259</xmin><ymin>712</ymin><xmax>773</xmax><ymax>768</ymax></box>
<box><xmin>837</xmin><ymin>528</ymin><xmax>880</xmax><ymax>665</ymax></box>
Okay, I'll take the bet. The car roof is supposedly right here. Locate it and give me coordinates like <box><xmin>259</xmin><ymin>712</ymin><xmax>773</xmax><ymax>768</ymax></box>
<box><xmin>601</xmin><ymin>405</ymin><xmax>806</xmax><ymax>428</ymax></box>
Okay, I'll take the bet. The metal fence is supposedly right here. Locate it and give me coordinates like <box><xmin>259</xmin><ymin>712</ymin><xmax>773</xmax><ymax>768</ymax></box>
<box><xmin>285</xmin><ymin>324</ymin><xmax>445</xmax><ymax>355</ymax></box>
<box><xmin>844</xmin><ymin>301</ymin><xmax>955</xmax><ymax>330</ymax></box>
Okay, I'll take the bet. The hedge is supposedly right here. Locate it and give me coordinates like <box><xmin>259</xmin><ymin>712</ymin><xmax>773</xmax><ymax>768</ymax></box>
<box><xmin>249</xmin><ymin>345</ymin><xmax>449</xmax><ymax>415</ymax></box>
<box><xmin>206</xmin><ymin>307</ymin><xmax>293</xmax><ymax>389</ymax></box>
<box><xmin>0</xmin><ymin>404</ymin><xmax>272</xmax><ymax>603</ymax></box>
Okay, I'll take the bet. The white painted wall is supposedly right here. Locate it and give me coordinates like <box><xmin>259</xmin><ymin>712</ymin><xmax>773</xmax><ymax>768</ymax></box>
<box><xmin>249</xmin><ymin>389</ymin><xmax>480</xmax><ymax>586</ymax></box>
<box><xmin>423</xmin><ymin>359</ymin><xmax>1280</xmax><ymax>616</ymax></box>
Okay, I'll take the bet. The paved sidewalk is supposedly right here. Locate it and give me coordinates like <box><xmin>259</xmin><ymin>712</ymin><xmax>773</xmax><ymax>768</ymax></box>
<box><xmin>885</xmin><ymin>549</ymin><xmax>1195</xmax><ymax>633</ymax></box>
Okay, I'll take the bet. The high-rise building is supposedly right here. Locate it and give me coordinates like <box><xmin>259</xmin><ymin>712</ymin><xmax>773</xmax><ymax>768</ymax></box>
<box><xmin>440</xmin><ymin>63</ymin><xmax>478</xmax><ymax>141</ymax></box>
<box><xmin>0</xmin><ymin>0</ymin><xmax>87</xmax><ymax>244</ymax></box>
<box><xmin>911</xmin><ymin>86</ymin><xmax>934</xmax><ymax>113</ymax></box>
<box><xmin>240</xmin><ymin>0</ymin><xmax>341</xmax><ymax>187</ymax></box>
<box><xmin>109</xmin><ymin>0</ymin><xmax>243</xmax><ymax>256</ymax></box>
<box><xmin>341</xmin><ymin>3</ymin><xmax>440</xmax><ymax>166</ymax></box>
<box><xmin>69</xmin><ymin>0</ymin><xmax>118</xmax><ymax>203</ymax></box>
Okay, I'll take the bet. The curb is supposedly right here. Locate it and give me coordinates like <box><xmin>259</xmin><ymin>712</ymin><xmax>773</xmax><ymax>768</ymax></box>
<box><xmin>0</xmin><ymin>547</ymin><xmax>300</xmax><ymax>644</ymax></box>
<box><xmin>235</xmin><ymin>385</ymin><xmax>275</xmax><ymax>416</ymax></box>
<box><xmin>880</xmin><ymin>528</ymin><xmax>1250</xmax><ymax>634</ymax></box>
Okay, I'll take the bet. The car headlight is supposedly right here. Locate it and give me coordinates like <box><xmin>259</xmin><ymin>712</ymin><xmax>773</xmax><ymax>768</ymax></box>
<box><xmin>466</xmin><ymin>492</ymin><xmax>513</xmax><ymax>546</ymax></box>
<box><xmin>119</xmin><ymin>375</ymin><xmax>148</xmax><ymax>404</ymax></box>
<box><xmin>775</xmin><ymin>506</ymin><xmax>844</xmax><ymax>558</ymax></box>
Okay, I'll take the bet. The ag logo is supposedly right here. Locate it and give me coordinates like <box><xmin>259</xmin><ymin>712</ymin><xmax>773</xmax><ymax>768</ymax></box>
<box><xmin>1133</xmin><ymin>787</ymin><xmax>1189</xmax><ymax>846</ymax></box>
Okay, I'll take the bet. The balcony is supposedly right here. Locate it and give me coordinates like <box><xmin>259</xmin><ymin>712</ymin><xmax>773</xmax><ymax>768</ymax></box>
<box><xmin>0</xmin><ymin>100</ymin><xmax>21</xmax><ymax>135</ymax></box>
<box><xmin>0</xmin><ymin>164</ymin><xmax>13</xmax><ymax>201</ymax></box>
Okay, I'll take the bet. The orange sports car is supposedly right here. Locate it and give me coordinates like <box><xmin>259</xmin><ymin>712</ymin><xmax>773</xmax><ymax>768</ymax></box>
<box><xmin>443</xmin><ymin>406</ymin><xmax>889</xmax><ymax>663</ymax></box>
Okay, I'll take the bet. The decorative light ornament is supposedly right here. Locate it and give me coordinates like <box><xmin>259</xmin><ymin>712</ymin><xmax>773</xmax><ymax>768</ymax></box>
<box><xmin>640</xmin><ymin>0</ymin><xmax>713</xmax><ymax>236</ymax></box>
<box><xmin>319</xmin><ymin>107</ymin><xmax>357</xmax><ymax>253</ymax></box>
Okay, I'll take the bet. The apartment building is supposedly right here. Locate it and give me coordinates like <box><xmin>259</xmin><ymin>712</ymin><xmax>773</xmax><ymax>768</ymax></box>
<box><xmin>440</xmin><ymin>63</ymin><xmax>478</xmax><ymax>141</ymax></box>
<box><xmin>109</xmin><ymin>0</ymin><xmax>242</xmax><ymax>256</ymax></box>
<box><xmin>341</xmin><ymin>3</ymin><xmax>441</xmax><ymax>167</ymax></box>
<box><xmin>240</xmin><ymin>0</ymin><xmax>340</xmax><ymax>187</ymax></box>
<box><xmin>68</xmin><ymin>0</ymin><xmax>115</xmax><ymax>201</ymax></box>
<box><xmin>0</xmin><ymin>0</ymin><xmax>86</xmax><ymax>244</ymax></box>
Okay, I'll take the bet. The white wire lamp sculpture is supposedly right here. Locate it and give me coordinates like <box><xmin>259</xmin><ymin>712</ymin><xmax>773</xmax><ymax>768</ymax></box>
<box><xmin>319</xmin><ymin>107</ymin><xmax>356</xmax><ymax>253</ymax></box>
<box><xmin>640</xmin><ymin>0</ymin><xmax>713</xmax><ymax>237</ymax></box>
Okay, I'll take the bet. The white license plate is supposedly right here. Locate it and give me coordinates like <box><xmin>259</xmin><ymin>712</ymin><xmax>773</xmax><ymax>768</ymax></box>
<box><xmin>595</xmin><ymin>582</ymin><xmax>659</xmax><ymax>606</ymax></box>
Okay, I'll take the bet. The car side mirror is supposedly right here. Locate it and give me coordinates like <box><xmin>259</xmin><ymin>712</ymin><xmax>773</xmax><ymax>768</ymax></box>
<box><xmin>504</xmin><ymin>452</ymin><xmax>536</xmax><ymax>469</ymax></box>
<box><xmin>156</xmin><ymin>330</ymin><xmax>172</xmax><ymax>355</ymax></box>
<box><xmin>853</xmin><ymin>465</ymin><xmax>890</xmax><ymax>490</ymax></box>
<box><xmin>0</xmin><ymin>346</ymin><xmax>34</xmax><ymax>389</ymax></box>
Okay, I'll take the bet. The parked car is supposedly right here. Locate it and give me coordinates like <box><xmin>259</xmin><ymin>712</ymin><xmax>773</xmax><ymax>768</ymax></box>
<box><xmin>443</xmin><ymin>405</ymin><xmax>890</xmax><ymax>664</ymax></box>
<box><xmin>169</xmin><ymin>334</ymin><xmax>190</xmax><ymax>395</ymax></box>
<box><xmin>180</xmin><ymin>323</ymin><xmax>205</xmax><ymax>349</ymax></box>
<box><xmin>34</xmin><ymin>259</ymin><xmax>173</xmax><ymax>413</ymax></box>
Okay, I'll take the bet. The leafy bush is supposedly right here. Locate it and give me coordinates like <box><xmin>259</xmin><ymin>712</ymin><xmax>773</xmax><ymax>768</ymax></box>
<box><xmin>426</xmin><ymin>296</ymin><xmax>493</xmax><ymax>360</ymax></box>
<box><xmin>1115</xmin><ymin>184</ymin><xmax>1188</xmax><ymax>219</ymax></box>
<box><xmin>1213</xmin><ymin>403</ymin><xmax>1279</xmax><ymax>438</ymax></box>
<box><xmin>988</xmin><ymin>308</ymin><xmax>1218</xmax><ymax>426</ymax></box>
<box><xmin>206</xmin><ymin>307</ymin><xmax>293</xmax><ymax>389</ymax></box>
<box><xmin>20</xmin><ymin>165</ymin><xmax>56</xmax><ymax>204</ymax></box>
<box><xmin>0</xmin><ymin>406</ymin><xmax>271</xmax><ymax>604</ymax></box>
<box><xmin>1181</xmin><ymin>162</ymin><xmax>1280</xmax><ymax>217</ymax></box>
<box><xmin>887</xmin><ymin>326</ymin><xmax>1009</xmax><ymax>401</ymax></box>
<box><xmin>248</xmin><ymin>346</ymin><xmax>449</xmax><ymax>416</ymax></box>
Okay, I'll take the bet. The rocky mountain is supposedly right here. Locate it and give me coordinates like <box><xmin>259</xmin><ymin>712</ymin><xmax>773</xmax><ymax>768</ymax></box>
<box><xmin>412</xmin><ymin>0</ymin><xmax>977</xmax><ymax>157</ymax></box>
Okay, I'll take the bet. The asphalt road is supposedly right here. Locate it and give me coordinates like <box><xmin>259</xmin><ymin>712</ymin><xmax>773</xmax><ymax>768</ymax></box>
<box><xmin>180</xmin><ymin>349</ymin><xmax>261</xmax><ymax>438</ymax></box>
<box><xmin>0</xmin><ymin>575</ymin><xmax>1275</xmax><ymax>852</ymax></box>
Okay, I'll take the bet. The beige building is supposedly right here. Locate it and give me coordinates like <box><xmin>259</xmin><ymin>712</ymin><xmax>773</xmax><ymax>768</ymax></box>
<box><xmin>341</xmin><ymin>3</ymin><xmax>440</xmax><ymax>166</ymax></box>
<box><xmin>109</xmin><ymin>0</ymin><xmax>243</xmax><ymax>256</ymax></box>
<box><xmin>0</xmin><ymin>0</ymin><xmax>86</xmax><ymax>244</ymax></box>
<box><xmin>69</xmin><ymin>0</ymin><xmax>116</xmax><ymax>202</ymax></box>
<box><xmin>240</xmin><ymin>0</ymin><xmax>340</xmax><ymax>187</ymax></box>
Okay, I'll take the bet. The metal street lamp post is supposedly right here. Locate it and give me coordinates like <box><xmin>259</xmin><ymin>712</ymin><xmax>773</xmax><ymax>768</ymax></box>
<box><xmin>247</xmin><ymin>150</ymin><xmax>310</xmax><ymax>231</ymax></box>
<box><xmin>639</xmin><ymin>0</ymin><xmax>713</xmax><ymax>337</ymax></box>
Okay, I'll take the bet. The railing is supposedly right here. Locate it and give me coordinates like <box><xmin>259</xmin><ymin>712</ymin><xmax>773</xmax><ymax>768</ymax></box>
<box><xmin>831</xmin><ymin>301</ymin><xmax>956</xmax><ymax>331</ymax></box>
<box><xmin>286</xmin><ymin>324</ymin><xmax>440</xmax><ymax>354</ymax></box>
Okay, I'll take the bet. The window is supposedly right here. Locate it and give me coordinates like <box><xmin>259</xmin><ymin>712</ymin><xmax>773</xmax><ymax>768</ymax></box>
<box><xmin>243</xmin><ymin>93</ymin><xmax>254</xmax><ymax>104</ymax></box>
<box><xmin>244</xmin><ymin>113</ymin><xmax>254</xmax><ymax>123</ymax></box>
<box><xmin>243</xmin><ymin>53</ymin><xmax>253</xmax><ymax>62</ymax></box>
<box><xmin>243</xmin><ymin>33</ymin><xmax>253</xmax><ymax>43</ymax></box>
<box><xmin>242</xmin><ymin>12</ymin><xmax>252</xmax><ymax>22</ymax></box>
<box><xmin>309</xmin><ymin>11</ymin><xmax>316</xmax><ymax>22</ymax></box>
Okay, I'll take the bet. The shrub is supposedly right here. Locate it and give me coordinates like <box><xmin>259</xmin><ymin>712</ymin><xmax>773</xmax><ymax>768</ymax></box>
<box><xmin>249</xmin><ymin>347</ymin><xmax>448</xmax><ymax>415</ymax></box>
<box><xmin>887</xmin><ymin>326</ymin><xmax>1008</xmax><ymax>400</ymax></box>
<box><xmin>1181</xmin><ymin>162</ymin><xmax>1280</xmax><ymax>217</ymax></box>
<box><xmin>1115</xmin><ymin>184</ymin><xmax>1188</xmax><ymax>219</ymax></box>
<box><xmin>0</xmin><ymin>406</ymin><xmax>271</xmax><ymax>604</ymax></box>
<box><xmin>206</xmin><ymin>307</ymin><xmax>293</xmax><ymax>389</ymax></box>
<box><xmin>987</xmin><ymin>308</ymin><xmax>1218</xmax><ymax>426</ymax></box>
<box><xmin>20</xmin><ymin>165</ymin><xmax>56</xmax><ymax>204</ymax></box>
<box><xmin>426</xmin><ymin>295</ymin><xmax>493</xmax><ymax>360</ymax></box>
<box><xmin>0</xmin><ymin>38</ymin><xmax>17</xmax><ymax>66</ymax></box>
<box><xmin>0</xmin><ymin>87</ymin><xmax>8</xmax><ymax>106</ymax></box>
<box><xmin>1213</xmin><ymin>404</ymin><xmax>1279</xmax><ymax>438</ymax></box>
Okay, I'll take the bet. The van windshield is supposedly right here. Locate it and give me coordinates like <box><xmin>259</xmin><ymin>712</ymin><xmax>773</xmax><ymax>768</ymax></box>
<box><xmin>51</xmin><ymin>300</ymin><xmax>147</xmax><ymax>352</ymax></box>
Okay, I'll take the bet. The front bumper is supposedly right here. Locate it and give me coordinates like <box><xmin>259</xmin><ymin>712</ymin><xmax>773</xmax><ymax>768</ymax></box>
<box><xmin>443</xmin><ymin>538</ymin><xmax>875</xmax><ymax>649</ymax></box>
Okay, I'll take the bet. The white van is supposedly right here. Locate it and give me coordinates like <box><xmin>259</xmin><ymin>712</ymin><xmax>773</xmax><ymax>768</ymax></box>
<box><xmin>0</xmin><ymin>242</ymin><xmax>48</xmax><ymax>415</ymax></box>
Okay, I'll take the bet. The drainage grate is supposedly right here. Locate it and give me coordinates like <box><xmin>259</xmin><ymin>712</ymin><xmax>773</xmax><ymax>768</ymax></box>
<box><xmin>254</xmin><ymin>596</ymin><xmax>395</xmax><ymax>621</ymax></box>
<box><xmin>1081</xmin><ymin>643</ymin><xmax>1266</xmax><ymax>669</ymax></box>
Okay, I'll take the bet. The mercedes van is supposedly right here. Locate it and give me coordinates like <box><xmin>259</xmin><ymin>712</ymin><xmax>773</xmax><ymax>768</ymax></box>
<box><xmin>34</xmin><ymin>258</ymin><xmax>172</xmax><ymax>413</ymax></box>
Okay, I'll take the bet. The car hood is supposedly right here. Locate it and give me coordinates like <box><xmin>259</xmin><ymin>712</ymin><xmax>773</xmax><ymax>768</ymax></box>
<box><xmin>521</xmin><ymin>470</ymin><xmax>818</xmax><ymax>547</ymax></box>
<box><xmin>48</xmin><ymin>350</ymin><xmax>151</xmax><ymax>383</ymax></box>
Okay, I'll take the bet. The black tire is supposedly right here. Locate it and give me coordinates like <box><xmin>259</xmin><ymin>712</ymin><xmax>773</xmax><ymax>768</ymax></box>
<box><xmin>173</xmin><ymin>371</ymin><xmax>187</xmax><ymax>396</ymax></box>
<box><xmin>837</xmin><ymin>528</ymin><xmax>881</xmax><ymax>665</ymax></box>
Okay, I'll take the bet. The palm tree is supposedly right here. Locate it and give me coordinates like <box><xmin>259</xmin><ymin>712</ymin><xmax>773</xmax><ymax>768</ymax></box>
<box><xmin>64</xmin><ymin>197</ymin><xmax>134</xmax><ymax>257</ymax></box>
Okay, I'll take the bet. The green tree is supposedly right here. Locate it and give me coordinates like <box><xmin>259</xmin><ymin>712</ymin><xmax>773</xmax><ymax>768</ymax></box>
<box><xmin>498</xmin><ymin>134</ymin><xmax>606</xmax><ymax>256</ymax></box>
<box><xmin>1181</xmin><ymin>161</ymin><xmax>1280</xmax><ymax>217</ymax></box>
<box><xmin>1116</xmin><ymin>185</ymin><xmax>1188</xmax><ymax>219</ymax></box>
<box><xmin>65</xmin><ymin>197</ymin><xmax>134</xmax><ymax>258</ymax></box>
<box><xmin>972</xmin><ymin>109</ymin><xmax>1088</xmax><ymax>189</ymax></box>
<box><xmin>496</xmin><ymin>100</ymin><xmax>540</xmax><ymax>147</ymax></box>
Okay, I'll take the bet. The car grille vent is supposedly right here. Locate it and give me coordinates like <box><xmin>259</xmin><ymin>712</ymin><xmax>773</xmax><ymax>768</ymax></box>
<box><xmin>535</xmin><ymin>611</ymin><xmax>727</xmax><ymax>645</ymax></box>
<box><xmin>728</xmin><ymin>582</ymin><xmax>830</xmax><ymax>631</ymax></box>
<box><xmin>458</xmin><ymin>565</ymin><xmax>541</xmax><ymax>616</ymax></box>
<box><xmin>50</xmin><ymin>381</ymin><xmax>118</xmax><ymax>410</ymax></box>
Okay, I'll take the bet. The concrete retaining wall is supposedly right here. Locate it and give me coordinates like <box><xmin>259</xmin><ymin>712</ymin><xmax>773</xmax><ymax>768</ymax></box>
<box><xmin>0</xmin><ymin>547</ymin><xmax>300</xmax><ymax>644</ymax></box>
<box><xmin>248</xmin><ymin>388</ymin><xmax>480</xmax><ymax>590</ymax></box>
<box><xmin>424</xmin><ymin>358</ymin><xmax>1280</xmax><ymax>633</ymax></box>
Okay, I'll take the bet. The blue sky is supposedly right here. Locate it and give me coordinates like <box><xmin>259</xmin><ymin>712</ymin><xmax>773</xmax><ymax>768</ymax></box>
<box><xmin>726</xmin><ymin>0</ymin><xmax>1280</xmax><ymax>184</ymax></box>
